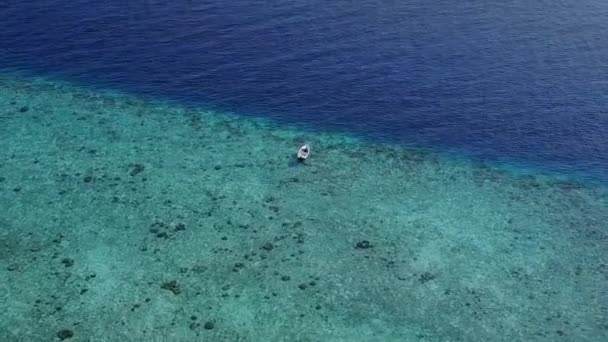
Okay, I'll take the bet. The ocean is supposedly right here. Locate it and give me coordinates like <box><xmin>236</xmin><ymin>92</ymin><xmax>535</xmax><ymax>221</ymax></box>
<box><xmin>2</xmin><ymin>0</ymin><xmax>608</xmax><ymax>180</ymax></box>
<box><xmin>1</xmin><ymin>1</ymin><xmax>607</xmax><ymax>341</ymax></box>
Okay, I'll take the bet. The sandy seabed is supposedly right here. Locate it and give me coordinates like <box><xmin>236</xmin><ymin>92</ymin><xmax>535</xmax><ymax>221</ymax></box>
<box><xmin>0</xmin><ymin>75</ymin><xmax>607</xmax><ymax>341</ymax></box>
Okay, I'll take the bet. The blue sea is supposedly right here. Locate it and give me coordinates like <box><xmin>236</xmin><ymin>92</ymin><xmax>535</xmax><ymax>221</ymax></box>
<box><xmin>2</xmin><ymin>0</ymin><xmax>607</xmax><ymax>181</ymax></box>
<box><xmin>1</xmin><ymin>1</ymin><xmax>607</xmax><ymax>341</ymax></box>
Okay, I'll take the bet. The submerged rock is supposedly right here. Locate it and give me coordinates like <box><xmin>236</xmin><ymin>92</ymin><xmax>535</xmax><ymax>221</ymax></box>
<box><xmin>129</xmin><ymin>163</ymin><xmax>145</xmax><ymax>176</ymax></box>
<box><xmin>160</xmin><ymin>280</ymin><xmax>181</xmax><ymax>295</ymax></box>
<box><xmin>355</xmin><ymin>240</ymin><xmax>372</xmax><ymax>249</ymax></box>
<box><xmin>56</xmin><ymin>329</ymin><xmax>74</xmax><ymax>340</ymax></box>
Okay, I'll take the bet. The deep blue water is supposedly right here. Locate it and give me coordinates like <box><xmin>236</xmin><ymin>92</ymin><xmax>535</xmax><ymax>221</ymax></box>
<box><xmin>1</xmin><ymin>1</ymin><xmax>607</xmax><ymax>180</ymax></box>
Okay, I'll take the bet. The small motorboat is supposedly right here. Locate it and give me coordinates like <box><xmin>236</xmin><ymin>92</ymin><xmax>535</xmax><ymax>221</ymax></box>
<box><xmin>297</xmin><ymin>144</ymin><xmax>310</xmax><ymax>161</ymax></box>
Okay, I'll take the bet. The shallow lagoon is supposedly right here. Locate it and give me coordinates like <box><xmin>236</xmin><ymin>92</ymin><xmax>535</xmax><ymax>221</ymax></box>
<box><xmin>1</xmin><ymin>75</ymin><xmax>607</xmax><ymax>341</ymax></box>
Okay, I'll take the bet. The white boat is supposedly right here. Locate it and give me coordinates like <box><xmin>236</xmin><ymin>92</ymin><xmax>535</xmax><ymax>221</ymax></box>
<box><xmin>297</xmin><ymin>144</ymin><xmax>310</xmax><ymax>161</ymax></box>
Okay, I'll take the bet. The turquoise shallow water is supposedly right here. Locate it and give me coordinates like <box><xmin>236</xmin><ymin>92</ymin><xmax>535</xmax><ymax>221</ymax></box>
<box><xmin>1</xmin><ymin>74</ymin><xmax>607</xmax><ymax>341</ymax></box>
